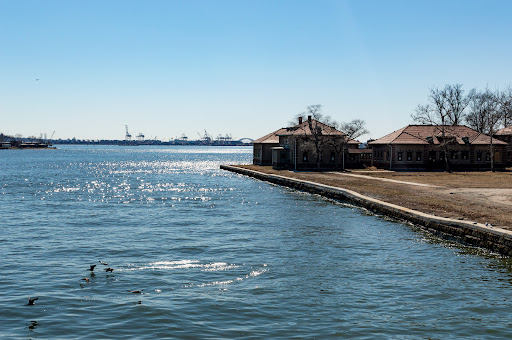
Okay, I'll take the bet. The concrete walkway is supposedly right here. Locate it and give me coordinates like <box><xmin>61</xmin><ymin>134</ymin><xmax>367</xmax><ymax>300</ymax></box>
<box><xmin>328</xmin><ymin>172</ymin><xmax>442</xmax><ymax>188</ymax></box>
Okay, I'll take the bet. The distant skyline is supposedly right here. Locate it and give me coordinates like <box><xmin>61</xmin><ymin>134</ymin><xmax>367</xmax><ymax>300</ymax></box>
<box><xmin>1</xmin><ymin>0</ymin><xmax>512</xmax><ymax>142</ymax></box>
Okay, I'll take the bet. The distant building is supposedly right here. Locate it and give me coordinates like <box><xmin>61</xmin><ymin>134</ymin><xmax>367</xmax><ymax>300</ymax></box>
<box><xmin>370</xmin><ymin>125</ymin><xmax>508</xmax><ymax>170</ymax></box>
<box><xmin>495</xmin><ymin>125</ymin><xmax>512</xmax><ymax>165</ymax></box>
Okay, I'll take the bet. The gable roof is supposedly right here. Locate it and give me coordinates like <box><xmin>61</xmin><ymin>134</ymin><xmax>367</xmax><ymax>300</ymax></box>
<box><xmin>252</xmin><ymin>128</ymin><xmax>288</xmax><ymax>144</ymax></box>
<box><xmin>496</xmin><ymin>125</ymin><xmax>512</xmax><ymax>136</ymax></box>
<box><xmin>369</xmin><ymin>125</ymin><xmax>507</xmax><ymax>146</ymax></box>
<box><xmin>278</xmin><ymin>119</ymin><xmax>345</xmax><ymax>137</ymax></box>
<box><xmin>254</xmin><ymin>119</ymin><xmax>361</xmax><ymax>145</ymax></box>
<box><xmin>277</xmin><ymin>119</ymin><xmax>360</xmax><ymax>144</ymax></box>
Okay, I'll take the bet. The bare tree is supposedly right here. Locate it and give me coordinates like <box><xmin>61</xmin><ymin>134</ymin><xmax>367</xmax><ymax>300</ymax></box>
<box><xmin>412</xmin><ymin>84</ymin><xmax>472</xmax><ymax>171</ymax></box>
<box><xmin>292</xmin><ymin>106</ymin><xmax>369</xmax><ymax>171</ymax></box>
<box><xmin>466</xmin><ymin>90</ymin><xmax>493</xmax><ymax>133</ymax></box>
<box><xmin>499</xmin><ymin>86</ymin><xmax>512</xmax><ymax>127</ymax></box>
<box><xmin>466</xmin><ymin>88</ymin><xmax>505</xmax><ymax>171</ymax></box>
<box><xmin>412</xmin><ymin>84</ymin><xmax>471</xmax><ymax>126</ymax></box>
<box><xmin>295</xmin><ymin>105</ymin><xmax>333</xmax><ymax>171</ymax></box>
<box><xmin>327</xmin><ymin>119</ymin><xmax>368</xmax><ymax>170</ymax></box>
<box><xmin>445</xmin><ymin>84</ymin><xmax>470</xmax><ymax>125</ymax></box>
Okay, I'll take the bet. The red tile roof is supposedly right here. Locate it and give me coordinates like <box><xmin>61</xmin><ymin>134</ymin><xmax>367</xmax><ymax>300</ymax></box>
<box><xmin>278</xmin><ymin>119</ymin><xmax>345</xmax><ymax>137</ymax></box>
<box><xmin>252</xmin><ymin>128</ymin><xmax>288</xmax><ymax>144</ymax></box>
<box><xmin>254</xmin><ymin>119</ymin><xmax>360</xmax><ymax>144</ymax></box>
<box><xmin>369</xmin><ymin>125</ymin><xmax>507</xmax><ymax>146</ymax></box>
<box><xmin>278</xmin><ymin>119</ymin><xmax>360</xmax><ymax>144</ymax></box>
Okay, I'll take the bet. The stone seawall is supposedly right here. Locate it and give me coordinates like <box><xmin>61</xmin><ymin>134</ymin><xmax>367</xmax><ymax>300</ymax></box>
<box><xmin>221</xmin><ymin>165</ymin><xmax>512</xmax><ymax>256</ymax></box>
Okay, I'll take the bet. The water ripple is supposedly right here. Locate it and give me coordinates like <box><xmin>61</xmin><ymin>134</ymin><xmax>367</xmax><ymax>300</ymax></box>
<box><xmin>2</xmin><ymin>146</ymin><xmax>512</xmax><ymax>339</ymax></box>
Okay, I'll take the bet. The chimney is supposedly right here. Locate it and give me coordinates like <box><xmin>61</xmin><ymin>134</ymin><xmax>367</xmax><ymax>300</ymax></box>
<box><xmin>298</xmin><ymin>117</ymin><xmax>303</xmax><ymax>124</ymax></box>
<box><xmin>307</xmin><ymin>115</ymin><xmax>312</xmax><ymax>122</ymax></box>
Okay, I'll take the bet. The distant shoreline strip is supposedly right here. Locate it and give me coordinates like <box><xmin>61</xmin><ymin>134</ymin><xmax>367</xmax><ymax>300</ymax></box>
<box><xmin>220</xmin><ymin>165</ymin><xmax>512</xmax><ymax>257</ymax></box>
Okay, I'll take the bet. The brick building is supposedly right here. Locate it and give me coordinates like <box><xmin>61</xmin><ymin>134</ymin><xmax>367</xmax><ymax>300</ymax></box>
<box><xmin>370</xmin><ymin>125</ymin><xmax>507</xmax><ymax>170</ymax></box>
<box><xmin>495</xmin><ymin>125</ymin><xmax>512</xmax><ymax>165</ymax></box>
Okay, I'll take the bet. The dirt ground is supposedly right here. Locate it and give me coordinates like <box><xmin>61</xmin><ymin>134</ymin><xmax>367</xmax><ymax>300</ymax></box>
<box><xmin>237</xmin><ymin>165</ymin><xmax>512</xmax><ymax>230</ymax></box>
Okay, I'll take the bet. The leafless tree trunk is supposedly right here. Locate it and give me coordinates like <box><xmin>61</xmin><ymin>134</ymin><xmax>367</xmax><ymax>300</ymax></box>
<box><xmin>466</xmin><ymin>91</ymin><xmax>490</xmax><ymax>133</ymax></box>
<box><xmin>445</xmin><ymin>84</ymin><xmax>471</xmax><ymax>125</ymax></box>
<box><xmin>296</xmin><ymin>105</ymin><xmax>331</xmax><ymax>171</ymax></box>
<box><xmin>327</xmin><ymin>119</ymin><xmax>368</xmax><ymax>171</ymax></box>
<box><xmin>413</xmin><ymin>103</ymin><xmax>452</xmax><ymax>172</ymax></box>
<box><xmin>489</xmin><ymin>92</ymin><xmax>506</xmax><ymax>171</ymax></box>
<box><xmin>466</xmin><ymin>88</ymin><xmax>504</xmax><ymax>171</ymax></box>
<box><xmin>412</xmin><ymin>84</ymin><xmax>472</xmax><ymax>172</ymax></box>
<box><xmin>499</xmin><ymin>87</ymin><xmax>512</xmax><ymax>127</ymax></box>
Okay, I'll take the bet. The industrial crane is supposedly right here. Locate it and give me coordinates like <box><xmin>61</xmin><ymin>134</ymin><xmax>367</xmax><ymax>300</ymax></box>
<box><xmin>125</xmin><ymin>125</ymin><xmax>132</xmax><ymax>140</ymax></box>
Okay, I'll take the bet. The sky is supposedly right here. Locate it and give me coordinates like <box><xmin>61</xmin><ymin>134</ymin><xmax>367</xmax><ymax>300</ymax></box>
<box><xmin>1</xmin><ymin>0</ymin><xmax>512</xmax><ymax>142</ymax></box>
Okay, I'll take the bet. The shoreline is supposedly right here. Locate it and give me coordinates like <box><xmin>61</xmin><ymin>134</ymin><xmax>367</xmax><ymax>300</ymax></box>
<box><xmin>221</xmin><ymin>164</ymin><xmax>512</xmax><ymax>256</ymax></box>
<box><xmin>0</xmin><ymin>147</ymin><xmax>57</xmax><ymax>150</ymax></box>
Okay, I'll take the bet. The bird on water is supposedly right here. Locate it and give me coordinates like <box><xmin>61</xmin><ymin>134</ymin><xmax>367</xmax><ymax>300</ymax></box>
<box><xmin>99</xmin><ymin>260</ymin><xmax>108</xmax><ymax>265</ymax></box>
<box><xmin>81</xmin><ymin>277</ymin><xmax>90</xmax><ymax>283</ymax></box>
<box><xmin>128</xmin><ymin>290</ymin><xmax>143</xmax><ymax>294</ymax></box>
<box><xmin>27</xmin><ymin>297</ymin><xmax>38</xmax><ymax>305</ymax></box>
<box><xmin>88</xmin><ymin>264</ymin><xmax>97</xmax><ymax>271</ymax></box>
<box><xmin>105</xmin><ymin>267</ymin><xmax>114</xmax><ymax>272</ymax></box>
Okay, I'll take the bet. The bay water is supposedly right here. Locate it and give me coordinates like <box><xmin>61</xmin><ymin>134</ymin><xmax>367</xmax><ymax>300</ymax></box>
<box><xmin>1</xmin><ymin>145</ymin><xmax>512</xmax><ymax>339</ymax></box>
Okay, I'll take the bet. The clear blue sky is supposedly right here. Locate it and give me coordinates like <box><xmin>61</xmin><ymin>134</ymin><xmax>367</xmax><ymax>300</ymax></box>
<box><xmin>1</xmin><ymin>0</ymin><xmax>511</xmax><ymax>141</ymax></box>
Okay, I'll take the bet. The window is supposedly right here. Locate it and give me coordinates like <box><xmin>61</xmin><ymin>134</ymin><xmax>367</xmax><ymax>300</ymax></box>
<box><xmin>429</xmin><ymin>151</ymin><xmax>436</xmax><ymax>161</ymax></box>
<box><xmin>406</xmin><ymin>152</ymin><xmax>412</xmax><ymax>161</ymax></box>
<box><xmin>440</xmin><ymin>152</ymin><xmax>445</xmax><ymax>161</ymax></box>
<box><xmin>369</xmin><ymin>153</ymin><xmax>372</xmax><ymax>159</ymax></box>
<box><xmin>330</xmin><ymin>152</ymin><xmax>335</xmax><ymax>162</ymax></box>
<box><xmin>416</xmin><ymin>152</ymin><xmax>422</xmax><ymax>161</ymax></box>
<box><xmin>386</xmin><ymin>152</ymin><xmax>390</xmax><ymax>161</ymax></box>
<box><xmin>461</xmin><ymin>151</ymin><xmax>469</xmax><ymax>160</ymax></box>
<box><xmin>486</xmin><ymin>152</ymin><xmax>491</xmax><ymax>161</ymax></box>
<box><xmin>397</xmin><ymin>152</ymin><xmax>403</xmax><ymax>161</ymax></box>
<box><xmin>303</xmin><ymin>152</ymin><xmax>308</xmax><ymax>162</ymax></box>
<box><xmin>361</xmin><ymin>153</ymin><xmax>367</xmax><ymax>159</ymax></box>
<box><xmin>349</xmin><ymin>154</ymin><xmax>356</xmax><ymax>161</ymax></box>
<box><xmin>476</xmin><ymin>152</ymin><xmax>482</xmax><ymax>161</ymax></box>
<box><xmin>451</xmin><ymin>151</ymin><xmax>458</xmax><ymax>160</ymax></box>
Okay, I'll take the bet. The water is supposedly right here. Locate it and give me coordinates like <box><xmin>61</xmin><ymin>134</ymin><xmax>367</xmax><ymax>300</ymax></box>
<box><xmin>1</xmin><ymin>145</ymin><xmax>512</xmax><ymax>339</ymax></box>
